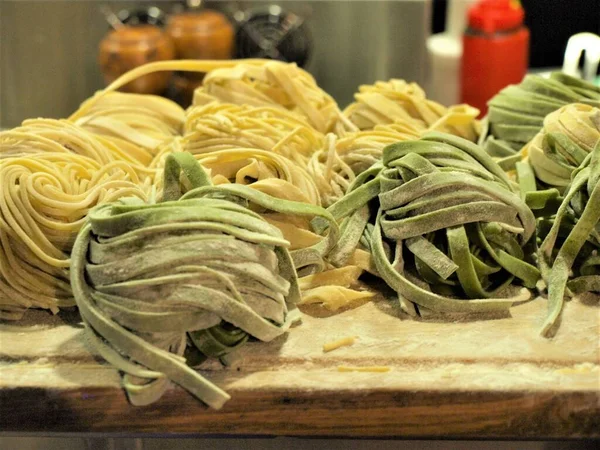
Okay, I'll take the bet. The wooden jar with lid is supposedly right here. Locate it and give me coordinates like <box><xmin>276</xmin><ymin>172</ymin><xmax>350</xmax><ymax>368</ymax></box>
<box><xmin>98</xmin><ymin>25</ymin><xmax>175</xmax><ymax>95</ymax></box>
<box><xmin>166</xmin><ymin>10</ymin><xmax>234</xmax><ymax>104</ymax></box>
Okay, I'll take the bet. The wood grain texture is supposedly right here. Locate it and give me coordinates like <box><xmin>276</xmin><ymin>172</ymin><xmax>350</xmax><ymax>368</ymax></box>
<box><xmin>0</xmin><ymin>295</ymin><xmax>598</xmax><ymax>437</ymax></box>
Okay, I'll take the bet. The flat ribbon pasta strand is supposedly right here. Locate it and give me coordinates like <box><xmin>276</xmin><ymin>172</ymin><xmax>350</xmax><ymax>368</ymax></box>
<box><xmin>538</xmin><ymin>144</ymin><xmax>600</xmax><ymax>337</ymax></box>
<box><xmin>0</xmin><ymin>153</ymin><xmax>147</xmax><ymax>319</ymax></box>
<box><xmin>70</xmin><ymin>152</ymin><xmax>306</xmax><ymax>408</ymax></box>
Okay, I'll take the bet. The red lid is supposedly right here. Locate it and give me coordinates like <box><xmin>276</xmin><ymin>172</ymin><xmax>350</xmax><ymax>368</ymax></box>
<box><xmin>467</xmin><ymin>0</ymin><xmax>525</xmax><ymax>33</ymax></box>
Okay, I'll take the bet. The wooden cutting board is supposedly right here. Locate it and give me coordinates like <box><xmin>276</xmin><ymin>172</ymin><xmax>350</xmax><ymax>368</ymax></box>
<box><xmin>0</xmin><ymin>293</ymin><xmax>598</xmax><ymax>438</ymax></box>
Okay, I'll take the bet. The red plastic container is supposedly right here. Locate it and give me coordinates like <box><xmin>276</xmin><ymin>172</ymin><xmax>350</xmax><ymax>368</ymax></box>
<box><xmin>460</xmin><ymin>0</ymin><xmax>529</xmax><ymax>116</ymax></box>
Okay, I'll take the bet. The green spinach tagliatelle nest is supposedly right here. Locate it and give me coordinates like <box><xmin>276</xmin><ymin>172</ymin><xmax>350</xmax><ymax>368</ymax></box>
<box><xmin>315</xmin><ymin>132</ymin><xmax>540</xmax><ymax>316</ymax></box>
<box><xmin>70</xmin><ymin>152</ymin><xmax>338</xmax><ymax>408</ymax></box>
<box><xmin>481</xmin><ymin>72</ymin><xmax>600</xmax><ymax>171</ymax></box>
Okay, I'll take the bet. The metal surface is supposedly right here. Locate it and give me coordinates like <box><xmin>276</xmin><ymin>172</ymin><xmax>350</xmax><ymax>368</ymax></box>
<box><xmin>0</xmin><ymin>0</ymin><xmax>431</xmax><ymax>128</ymax></box>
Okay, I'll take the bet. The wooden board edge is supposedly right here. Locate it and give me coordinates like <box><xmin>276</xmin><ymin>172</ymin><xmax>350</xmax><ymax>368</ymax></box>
<box><xmin>1</xmin><ymin>384</ymin><xmax>598</xmax><ymax>438</ymax></box>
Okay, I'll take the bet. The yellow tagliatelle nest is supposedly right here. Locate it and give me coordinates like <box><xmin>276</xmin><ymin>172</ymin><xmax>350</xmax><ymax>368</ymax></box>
<box><xmin>523</xmin><ymin>103</ymin><xmax>600</xmax><ymax>190</ymax></box>
<box><xmin>343</xmin><ymin>79</ymin><xmax>446</xmax><ymax>130</ymax></box>
<box><xmin>204</xmin><ymin>152</ymin><xmax>323</xmax><ymax>250</ymax></box>
<box><xmin>0</xmin><ymin>118</ymin><xmax>158</xmax><ymax>193</ymax></box>
<box><xmin>1</xmin><ymin>118</ymin><xmax>124</xmax><ymax>164</ymax></box>
<box><xmin>73</xmin><ymin>91</ymin><xmax>185</xmax><ymax>159</ymax></box>
<box><xmin>183</xmin><ymin>102</ymin><xmax>325</xmax><ymax>166</ymax></box>
<box><xmin>298</xmin><ymin>265</ymin><xmax>376</xmax><ymax>311</ymax></box>
<box><xmin>193</xmin><ymin>61</ymin><xmax>346</xmax><ymax>134</ymax></box>
<box><xmin>342</xmin><ymin>79</ymin><xmax>481</xmax><ymax>141</ymax></box>
<box><xmin>0</xmin><ymin>153</ymin><xmax>147</xmax><ymax>319</ymax></box>
<box><xmin>543</xmin><ymin>104</ymin><xmax>600</xmax><ymax>149</ymax></box>
<box><xmin>154</xmin><ymin>147</ymin><xmax>322</xmax><ymax>205</ymax></box>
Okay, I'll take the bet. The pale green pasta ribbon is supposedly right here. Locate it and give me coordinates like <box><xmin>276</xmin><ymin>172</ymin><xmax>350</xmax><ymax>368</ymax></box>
<box><xmin>538</xmin><ymin>143</ymin><xmax>600</xmax><ymax>337</ymax></box>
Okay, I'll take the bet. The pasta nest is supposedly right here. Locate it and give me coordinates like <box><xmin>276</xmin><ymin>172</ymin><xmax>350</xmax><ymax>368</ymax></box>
<box><xmin>376</xmin><ymin>134</ymin><xmax>539</xmax><ymax>315</ymax></box>
<box><xmin>341</xmin><ymin>79</ymin><xmax>481</xmax><ymax>140</ymax></box>
<box><xmin>182</xmin><ymin>101</ymin><xmax>325</xmax><ymax>166</ymax></box>
<box><xmin>0</xmin><ymin>153</ymin><xmax>147</xmax><ymax>319</ymax></box>
<box><xmin>0</xmin><ymin>118</ymin><xmax>157</xmax><ymax>190</ymax></box>
<box><xmin>69</xmin><ymin>153</ymin><xmax>339</xmax><ymax>407</ymax></box>
<box><xmin>73</xmin><ymin>91</ymin><xmax>185</xmax><ymax>161</ymax></box>
<box><xmin>522</xmin><ymin>103</ymin><xmax>600</xmax><ymax>191</ymax></box>
<box><xmin>192</xmin><ymin>61</ymin><xmax>344</xmax><ymax>134</ymax></box>
<box><xmin>481</xmin><ymin>72</ymin><xmax>600</xmax><ymax>170</ymax></box>
<box><xmin>319</xmin><ymin>132</ymin><xmax>539</xmax><ymax>317</ymax></box>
